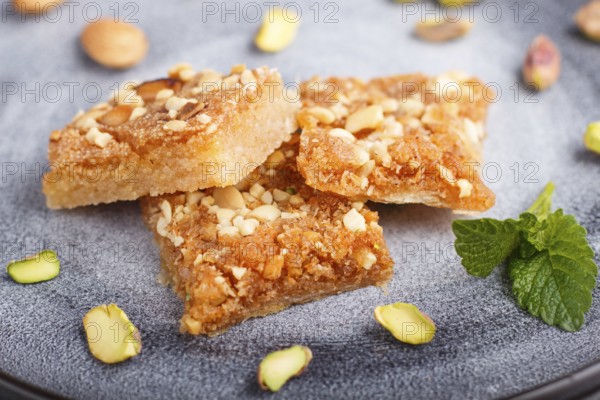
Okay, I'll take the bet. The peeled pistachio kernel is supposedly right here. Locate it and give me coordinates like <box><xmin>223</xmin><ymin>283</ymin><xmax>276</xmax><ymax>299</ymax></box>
<box><xmin>584</xmin><ymin>122</ymin><xmax>600</xmax><ymax>155</ymax></box>
<box><xmin>523</xmin><ymin>35</ymin><xmax>561</xmax><ymax>91</ymax></box>
<box><xmin>415</xmin><ymin>18</ymin><xmax>473</xmax><ymax>43</ymax></box>
<box><xmin>255</xmin><ymin>7</ymin><xmax>300</xmax><ymax>52</ymax></box>
<box><xmin>83</xmin><ymin>304</ymin><xmax>141</xmax><ymax>364</ymax></box>
<box><xmin>6</xmin><ymin>250</ymin><xmax>60</xmax><ymax>284</ymax></box>
<box><xmin>438</xmin><ymin>0</ymin><xmax>472</xmax><ymax>5</ymax></box>
<box><xmin>374</xmin><ymin>302</ymin><xmax>436</xmax><ymax>345</ymax></box>
<box><xmin>258</xmin><ymin>345</ymin><xmax>312</xmax><ymax>392</ymax></box>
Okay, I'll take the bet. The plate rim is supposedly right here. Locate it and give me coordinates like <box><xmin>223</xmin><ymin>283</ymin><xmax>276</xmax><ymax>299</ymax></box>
<box><xmin>2</xmin><ymin>358</ymin><xmax>600</xmax><ymax>400</ymax></box>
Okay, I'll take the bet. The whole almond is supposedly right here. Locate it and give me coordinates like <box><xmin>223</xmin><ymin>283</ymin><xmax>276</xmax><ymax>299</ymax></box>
<box><xmin>80</xmin><ymin>19</ymin><xmax>148</xmax><ymax>69</ymax></box>
<box><xmin>98</xmin><ymin>105</ymin><xmax>134</xmax><ymax>127</ymax></box>
<box><xmin>522</xmin><ymin>35</ymin><xmax>561</xmax><ymax>91</ymax></box>
<box><xmin>576</xmin><ymin>0</ymin><xmax>600</xmax><ymax>42</ymax></box>
<box><xmin>136</xmin><ymin>79</ymin><xmax>182</xmax><ymax>102</ymax></box>
<box><xmin>13</xmin><ymin>0</ymin><xmax>63</xmax><ymax>14</ymax></box>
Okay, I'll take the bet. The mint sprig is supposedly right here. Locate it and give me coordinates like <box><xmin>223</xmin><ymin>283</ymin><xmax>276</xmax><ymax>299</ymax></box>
<box><xmin>452</xmin><ymin>183</ymin><xmax>598</xmax><ymax>331</ymax></box>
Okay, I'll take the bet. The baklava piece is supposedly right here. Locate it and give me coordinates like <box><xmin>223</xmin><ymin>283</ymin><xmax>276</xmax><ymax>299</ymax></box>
<box><xmin>140</xmin><ymin>136</ymin><xmax>394</xmax><ymax>335</ymax></box>
<box><xmin>43</xmin><ymin>64</ymin><xmax>299</xmax><ymax>208</ymax></box>
<box><xmin>297</xmin><ymin>72</ymin><xmax>495</xmax><ymax>213</ymax></box>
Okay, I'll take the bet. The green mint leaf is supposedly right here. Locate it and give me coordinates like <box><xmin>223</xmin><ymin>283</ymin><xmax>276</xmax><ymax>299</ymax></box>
<box><xmin>452</xmin><ymin>218</ymin><xmax>522</xmax><ymax>277</ymax></box>
<box><xmin>509</xmin><ymin>210</ymin><xmax>598</xmax><ymax>331</ymax></box>
<box><xmin>526</xmin><ymin>182</ymin><xmax>555</xmax><ymax>220</ymax></box>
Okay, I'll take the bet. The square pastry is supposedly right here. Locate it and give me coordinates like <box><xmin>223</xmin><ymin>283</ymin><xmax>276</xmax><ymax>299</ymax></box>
<box><xmin>140</xmin><ymin>136</ymin><xmax>394</xmax><ymax>335</ymax></box>
<box><xmin>43</xmin><ymin>64</ymin><xmax>299</xmax><ymax>209</ymax></box>
<box><xmin>296</xmin><ymin>72</ymin><xmax>495</xmax><ymax>213</ymax></box>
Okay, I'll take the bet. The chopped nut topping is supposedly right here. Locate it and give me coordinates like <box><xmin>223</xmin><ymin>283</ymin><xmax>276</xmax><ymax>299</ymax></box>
<box><xmin>179</xmin><ymin>69</ymin><xmax>196</xmax><ymax>82</ymax></box>
<box><xmin>237</xmin><ymin>218</ymin><xmax>260</xmax><ymax>236</ymax></box>
<box><xmin>231</xmin><ymin>266</ymin><xmax>247</xmax><ymax>280</ymax></box>
<box><xmin>156</xmin><ymin>217</ymin><xmax>169</xmax><ymax>237</ymax></box>
<box><xmin>218</xmin><ymin>226</ymin><xmax>240</xmax><ymax>237</ymax></box>
<box><xmin>307</xmin><ymin>106</ymin><xmax>336</xmax><ymax>124</ymax></box>
<box><xmin>249</xmin><ymin>183</ymin><xmax>266</xmax><ymax>199</ymax></box>
<box><xmin>263</xmin><ymin>255</ymin><xmax>284</xmax><ymax>280</ymax></box>
<box><xmin>352</xmin><ymin>202</ymin><xmax>364</xmax><ymax>211</ymax></box>
<box><xmin>288</xmin><ymin>195</ymin><xmax>304</xmax><ymax>206</ymax></box>
<box><xmin>266</xmin><ymin>150</ymin><xmax>285</xmax><ymax>165</ymax></box>
<box><xmin>163</xmin><ymin>120</ymin><xmax>187</xmax><ymax>132</ymax></box>
<box><xmin>457</xmin><ymin>179</ymin><xmax>473</xmax><ymax>198</ymax></box>
<box><xmin>249</xmin><ymin>204</ymin><xmax>281</xmax><ymax>221</ymax></box>
<box><xmin>272</xmin><ymin>188</ymin><xmax>291</xmax><ymax>202</ymax></box>
<box><xmin>240</xmin><ymin>69</ymin><xmax>257</xmax><ymax>85</ymax></box>
<box><xmin>359</xmin><ymin>160</ymin><xmax>376</xmax><ymax>177</ymax></box>
<box><xmin>186</xmin><ymin>191</ymin><xmax>204</xmax><ymax>206</ymax></box>
<box><xmin>73</xmin><ymin>108</ymin><xmax>107</xmax><ymax>130</ymax></box>
<box><xmin>260</xmin><ymin>190</ymin><xmax>274</xmax><ymax>205</ymax></box>
<box><xmin>436</xmin><ymin>164</ymin><xmax>456</xmax><ymax>184</ymax></box>
<box><xmin>231</xmin><ymin>64</ymin><xmax>246</xmax><ymax>75</ymax></box>
<box><xmin>352</xmin><ymin>145</ymin><xmax>371</xmax><ymax>167</ymax></box>
<box><xmin>156</xmin><ymin>89</ymin><xmax>175</xmax><ymax>101</ymax></box>
<box><xmin>165</xmin><ymin>96</ymin><xmax>197</xmax><ymax>112</ymax></box>
<box><xmin>197</xmin><ymin>113</ymin><xmax>212</xmax><ymax>124</ymax></box>
<box><xmin>463</xmin><ymin>118</ymin><xmax>480</xmax><ymax>144</ymax></box>
<box><xmin>85</xmin><ymin>127</ymin><xmax>113</xmax><ymax>148</ymax></box>
<box><xmin>379</xmin><ymin>98</ymin><xmax>399</xmax><ymax>113</ymax></box>
<box><xmin>201</xmin><ymin>195</ymin><xmax>215</xmax><ymax>207</ymax></box>
<box><xmin>129</xmin><ymin>107</ymin><xmax>147</xmax><ymax>121</ymax></box>
<box><xmin>345</xmin><ymin>105</ymin><xmax>384</xmax><ymax>133</ymax></box>
<box><xmin>50</xmin><ymin>130</ymin><xmax>61</xmax><ymax>142</ymax></box>
<box><xmin>223</xmin><ymin>74</ymin><xmax>240</xmax><ymax>89</ymax></box>
<box><xmin>398</xmin><ymin>98</ymin><xmax>425</xmax><ymax>117</ymax></box>
<box><xmin>343</xmin><ymin>208</ymin><xmax>366</xmax><ymax>232</ymax></box>
<box><xmin>168</xmin><ymin>63</ymin><xmax>195</xmax><ymax>81</ymax></box>
<box><xmin>281</xmin><ymin>212</ymin><xmax>300</xmax><ymax>220</ymax></box>
<box><xmin>216</xmin><ymin>208</ymin><xmax>236</xmax><ymax>225</ymax></box>
<box><xmin>329</xmin><ymin>128</ymin><xmax>356</xmax><ymax>142</ymax></box>
<box><xmin>193</xmin><ymin>253</ymin><xmax>204</xmax><ymax>266</ymax></box>
<box><xmin>160</xmin><ymin>200</ymin><xmax>172</xmax><ymax>223</ymax></box>
<box><xmin>369</xmin><ymin>141</ymin><xmax>392</xmax><ymax>167</ymax></box>
<box><xmin>171</xmin><ymin>235</ymin><xmax>184</xmax><ymax>247</ymax></box>
<box><xmin>358</xmin><ymin>250</ymin><xmax>377</xmax><ymax>270</ymax></box>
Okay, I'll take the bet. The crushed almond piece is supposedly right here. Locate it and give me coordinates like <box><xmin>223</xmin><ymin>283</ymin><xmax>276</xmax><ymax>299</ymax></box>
<box><xmin>345</xmin><ymin>105</ymin><xmax>384</xmax><ymax>133</ymax></box>
<box><xmin>163</xmin><ymin>120</ymin><xmax>187</xmax><ymax>132</ymax></box>
<box><xmin>457</xmin><ymin>179</ymin><xmax>473</xmax><ymax>198</ymax></box>
<box><xmin>329</xmin><ymin>128</ymin><xmax>356</xmax><ymax>142</ymax></box>
<box><xmin>249</xmin><ymin>204</ymin><xmax>281</xmax><ymax>221</ymax></box>
<box><xmin>343</xmin><ymin>209</ymin><xmax>366</xmax><ymax>232</ymax></box>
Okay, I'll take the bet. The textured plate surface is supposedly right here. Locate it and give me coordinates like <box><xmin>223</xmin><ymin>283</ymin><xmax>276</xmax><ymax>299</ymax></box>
<box><xmin>1</xmin><ymin>0</ymin><xmax>599</xmax><ymax>399</ymax></box>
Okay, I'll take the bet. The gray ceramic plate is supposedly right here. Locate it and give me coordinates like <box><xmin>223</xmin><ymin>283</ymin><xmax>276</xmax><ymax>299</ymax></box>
<box><xmin>1</xmin><ymin>0</ymin><xmax>600</xmax><ymax>399</ymax></box>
